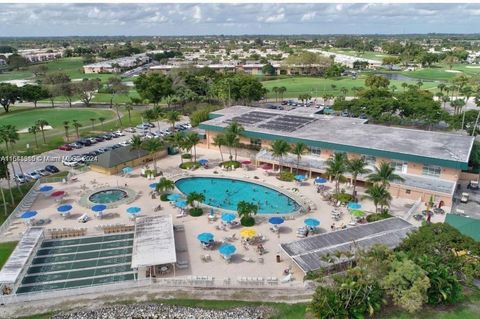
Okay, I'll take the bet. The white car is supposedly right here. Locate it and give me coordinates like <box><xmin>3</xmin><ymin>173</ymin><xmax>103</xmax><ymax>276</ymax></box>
<box><xmin>113</xmin><ymin>130</ymin><xmax>125</xmax><ymax>136</ymax></box>
<box><xmin>62</xmin><ymin>159</ymin><xmax>80</xmax><ymax>167</ymax></box>
<box><xmin>119</xmin><ymin>140</ymin><xmax>131</xmax><ymax>146</ymax></box>
<box><xmin>27</xmin><ymin>172</ymin><xmax>42</xmax><ymax>180</ymax></box>
<box><xmin>35</xmin><ymin>169</ymin><xmax>51</xmax><ymax>176</ymax></box>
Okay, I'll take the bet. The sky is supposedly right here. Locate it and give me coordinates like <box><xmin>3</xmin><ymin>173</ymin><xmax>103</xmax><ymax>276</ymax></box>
<box><xmin>1</xmin><ymin>3</ymin><xmax>480</xmax><ymax>36</ymax></box>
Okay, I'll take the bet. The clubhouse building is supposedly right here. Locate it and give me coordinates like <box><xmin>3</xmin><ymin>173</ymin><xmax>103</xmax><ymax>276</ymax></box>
<box><xmin>199</xmin><ymin>106</ymin><xmax>475</xmax><ymax>207</ymax></box>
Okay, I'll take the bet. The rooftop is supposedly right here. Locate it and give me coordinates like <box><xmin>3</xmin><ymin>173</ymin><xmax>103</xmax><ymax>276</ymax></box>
<box><xmin>131</xmin><ymin>215</ymin><xmax>176</xmax><ymax>268</ymax></box>
<box><xmin>92</xmin><ymin>145</ymin><xmax>149</xmax><ymax>168</ymax></box>
<box><xmin>201</xmin><ymin>106</ymin><xmax>474</xmax><ymax>169</ymax></box>
<box><xmin>280</xmin><ymin>217</ymin><xmax>415</xmax><ymax>273</ymax></box>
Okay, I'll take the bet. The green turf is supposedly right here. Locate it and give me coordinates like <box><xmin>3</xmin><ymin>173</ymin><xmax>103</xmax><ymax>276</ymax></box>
<box><xmin>28</xmin><ymin>255</ymin><xmax>131</xmax><ymax>274</ymax></box>
<box><xmin>36</xmin><ymin>239</ymin><xmax>133</xmax><ymax>256</ymax></box>
<box><xmin>0</xmin><ymin>241</ymin><xmax>18</xmax><ymax>269</ymax></box>
<box><xmin>398</xmin><ymin>63</ymin><xmax>480</xmax><ymax>81</ymax></box>
<box><xmin>261</xmin><ymin>76</ymin><xmax>438</xmax><ymax>98</ymax></box>
<box><xmin>41</xmin><ymin>233</ymin><xmax>133</xmax><ymax>248</ymax></box>
<box><xmin>32</xmin><ymin>247</ymin><xmax>133</xmax><ymax>264</ymax></box>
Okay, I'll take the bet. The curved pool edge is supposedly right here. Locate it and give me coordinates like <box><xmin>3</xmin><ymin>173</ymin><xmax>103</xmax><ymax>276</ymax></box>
<box><xmin>78</xmin><ymin>186</ymin><xmax>138</xmax><ymax>209</ymax></box>
<box><xmin>172</xmin><ymin>174</ymin><xmax>308</xmax><ymax>216</ymax></box>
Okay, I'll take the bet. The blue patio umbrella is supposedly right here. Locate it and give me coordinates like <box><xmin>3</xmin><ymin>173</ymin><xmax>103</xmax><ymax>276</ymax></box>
<box><xmin>122</xmin><ymin>167</ymin><xmax>133</xmax><ymax>174</ymax></box>
<box><xmin>167</xmin><ymin>193</ymin><xmax>181</xmax><ymax>201</ymax></box>
<box><xmin>221</xmin><ymin>212</ymin><xmax>236</xmax><ymax>223</ymax></box>
<box><xmin>21</xmin><ymin>211</ymin><xmax>37</xmax><ymax>219</ymax></box>
<box><xmin>268</xmin><ymin>217</ymin><xmax>285</xmax><ymax>225</ymax></box>
<box><xmin>314</xmin><ymin>177</ymin><xmax>327</xmax><ymax>184</ymax></box>
<box><xmin>219</xmin><ymin>243</ymin><xmax>236</xmax><ymax>256</ymax></box>
<box><xmin>126</xmin><ymin>206</ymin><xmax>141</xmax><ymax>214</ymax></box>
<box><xmin>197</xmin><ymin>232</ymin><xmax>214</xmax><ymax>243</ymax></box>
<box><xmin>57</xmin><ymin>204</ymin><xmax>72</xmax><ymax>213</ymax></box>
<box><xmin>39</xmin><ymin>185</ymin><xmax>54</xmax><ymax>192</ymax></box>
<box><xmin>347</xmin><ymin>202</ymin><xmax>362</xmax><ymax>210</ymax></box>
<box><xmin>91</xmin><ymin>204</ymin><xmax>107</xmax><ymax>212</ymax></box>
<box><xmin>198</xmin><ymin>159</ymin><xmax>209</xmax><ymax>166</ymax></box>
<box><xmin>175</xmin><ymin>200</ymin><xmax>187</xmax><ymax>208</ymax></box>
<box><xmin>295</xmin><ymin>175</ymin><xmax>306</xmax><ymax>182</ymax></box>
<box><xmin>304</xmin><ymin>218</ymin><xmax>320</xmax><ymax>227</ymax></box>
<box><xmin>149</xmin><ymin>183</ymin><xmax>158</xmax><ymax>190</ymax></box>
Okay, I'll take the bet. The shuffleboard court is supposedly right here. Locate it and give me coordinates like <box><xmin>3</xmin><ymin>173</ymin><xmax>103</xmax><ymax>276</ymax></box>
<box><xmin>40</xmin><ymin>233</ymin><xmax>134</xmax><ymax>248</ymax></box>
<box><xmin>28</xmin><ymin>255</ymin><xmax>132</xmax><ymax>274</ymax></box>
<box><xmin>32</xmin><ymin>247</ymin><xmax>133</xmax><ymax>265</ymax></box>
<box><xmin>36</xmin><ymin>239</ymin><xmax>133</xmax><ymax>256</ymax></box>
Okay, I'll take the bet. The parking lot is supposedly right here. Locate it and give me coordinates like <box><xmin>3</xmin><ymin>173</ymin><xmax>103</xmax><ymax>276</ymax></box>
<box><xmin>3</xmin><ymin>118</ymin><xmax>190</xmax><ymax>188</ymax></box>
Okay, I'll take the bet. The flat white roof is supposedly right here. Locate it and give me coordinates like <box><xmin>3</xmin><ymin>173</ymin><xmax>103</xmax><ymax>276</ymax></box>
<box><xmin>131</xmin><ymin>215</ymin><xmax>176</xmax><ymax>268</ymax></box>
<box><xmin>0</xmin><ymin>227</ymin><xmax>44</xmax><ymax>284</ymax></box>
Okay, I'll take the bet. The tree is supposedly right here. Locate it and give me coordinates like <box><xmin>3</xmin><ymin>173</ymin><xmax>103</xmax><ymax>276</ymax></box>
<box><xmin>347</xmin><ymin>157</ymin><xmax>370</xmax><ymax>199</ymax></box>
<box><xmin>106</xmin><ymin>76</ymin><xmax>129</xmax><ymax>108</ymax></box>
<box><xmin>365</xmin><ymin>74</ymin><xmax>390</xmax><ymax>89</ymax></box>
<box><xmin>0</xmin><ymin>124</ymin><xmax>23</xmax><ymax>196</ymax></box>
<box><xmin>443</xmin><ymin>55</ymin><xmax>459</xmax><ymax>69</ymax></box>
<box><xmin>0</xmin><ymin>149</ymin><xmax>14</xmax><ymax>213</ymax></box>
<box><xmin>28</xmin><ymin>125</ymin><xmax>40</xmax><ymax>148</ymax></box>
<box><xmin>224</xmin><ymin>121</ymin><xmax>244</xmax><ymax>161</ymax></box>
<box><xmin>0</xmin><ymin>83</ymin><xmax>20</xmax><ymax>112</ymax></box>
<box><xmin>134</xmin><ymin>73</ymin><xmax>173</xmax><ymax>105</ymax></box>
<box><xmin>291</xmin><ymin>142</ymin><xmax>308</xmax><ymax>173</ymax></box>
<box><xmin>89</xmin><ymin>118</ymin><xmax>96</xmax><ymax>129</ymax></box>
<box><xmin>36</xmin><ymin>120</ymin><xmax>49</xmax><ymax>144</ymax></box>
<box><xmin>43</xmin><ymin>72</ymin><xmax>71</xmax><ymax>107</ymax></box>
<box><xmin>58</xmin><ymin>82</ymin><xmax>75</xmax><ymax>107</ymax></box>
<box><xmin>7</xmin><ymin>54</ymin><xmax>27</xmax><ymax>70</ymax></box>
<box><xmin>21</xmin><ymin>85</ymin><xmax>50</xmax><ymax>108</ymax></box>
<box><xmin>237</xmin><ymin>200</ymin><xmax>258</xmax><ymax>226</ymax></box>
<box><xmin>30</xmin><ymin>64</ymin><xmax>48</xmax><ymax>78</ymax></box>
<box><xmin>75</xmin><ymin>79</ymin><xmax>100</xmax><ymax>107</ymax></box>
<box><xmin>165</xmin><ymin>110</ymin><xmax>181</xmax><ymax>132</ymax></box>
<box><xmin>367</xmin><ymin>161</ymin><xmax>404</xmax><ymax>187</ymax></box>
<box><xmin>186</xmin><ymin>191</ymin><xmax>205</xmax><ymax>208</ymax></box>
<box><xmin>141</xmin><ymin>137</ymin><xmax>164</xmax><ymax>173</ymax></box>
<box><xmin>212</xmin><ymin>134</ymin><xmax>226</xmax><ymax>162</ymax></box>
<box><xmin>363</xmin><ymin>183</ymin><xmax>392</xmax><ymax>213</ymax></box>
<box><xmin>382</xmin><ymin>257</ymin><xmax>431</xmax><ymax>313</ymax></box>
<box><xmin>125</xmin><ymin>104</ymin><xmax>133</xmax><ymax>125</ymax></box>
<box><xmin>277</xmin><ymin>86</ymin><xmax>287</xmax><ymax>101</ymax></box>
<box><xmin>261</xmin><ymin>63</ymin><xmax>276</xmax><ymax>76</ymax></box>
<box><xmin>63</xmin><ymin>121</ymin><xmax>70</xmax><ymax>140</ymax></box>
<box><xmin>72</xmin><ymin>120</ymin><xmax>82</xmax><ymax>138</ymax></box>
<box><xmin>326</xmin><ymin>152</ymin><xmax>347</xmax><ymax>195</ymax></box>
<box><xmin>98</xmin><ymin>117</ymin><xmax>106</xmax><ymax>130</ymax></box>
<box><xmin>130</xmin><ymin>135</ymin><xmax>143</xmax><ymax>159</ymax></box>
<box><xmin>272</xmin><ymin>86</ymin><xmax>279</xmax><ymax>102</ymax></box>
<box><xmin>185</xmin><ymin>131</ymin><xmax>200</xmax><ymax>162</ymax></box>
<box><xmin>155</xmin><ymin>177</ymin><xmax>175</xmax><ymax>194</ymax></box>
<box><xmin>271</xmin><ymin>140</ymin><xmax>291</xmax><ymax>170</ymax></box>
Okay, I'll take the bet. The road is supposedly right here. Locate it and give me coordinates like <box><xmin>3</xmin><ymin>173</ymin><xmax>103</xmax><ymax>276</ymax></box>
<box><xmin>2</xmin><ymin>117</ymin><xmax>189</xmax><ymax>188</ymax></box>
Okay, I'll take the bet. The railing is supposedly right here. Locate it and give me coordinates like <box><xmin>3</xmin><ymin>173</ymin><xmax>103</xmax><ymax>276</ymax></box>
<box><xmin>0</xmin><ymin>276</ymin><xmax>309</xmax><ymax>305</ymax></box>
<box><xmin>0</xmin><ymin>179</ymin><xmax>41</xmax><ymax>238</ymax></box>
<box><xmin>403</xmin><ymin>197</ymin><xmax>422</xmax><ymax>221</ymax></box>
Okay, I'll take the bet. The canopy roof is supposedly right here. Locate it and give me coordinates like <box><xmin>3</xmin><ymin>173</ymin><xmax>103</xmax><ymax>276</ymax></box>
<box><xmin>0</xmin><ymin>227</ymin><xmax>44</xmax><ymax>284</ymax></box>
<box><xmin>280</xmin><ymin>217</ymin><xmax>415</xmax><ymax>273</ymax></box>
<box><xmin>131</xmin><ymin>215</ymin><xmax>176</xmax><ymax>268</ymax></box>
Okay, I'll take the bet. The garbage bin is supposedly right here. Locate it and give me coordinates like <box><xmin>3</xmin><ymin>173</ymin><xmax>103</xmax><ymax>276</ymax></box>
<box><xmin>276</xmin><ymin>254</ymin><xmax>281</xmax><ymax>263</ymax></box>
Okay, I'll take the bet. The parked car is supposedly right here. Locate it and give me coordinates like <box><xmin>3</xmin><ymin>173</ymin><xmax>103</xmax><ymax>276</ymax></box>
<box><xmin>341</xmin><ymin>110</ymin><xmax>350</xmax><ymax>117</ymax></box>
<box><xmin>281</xmin><ymin>101</ymin><xmax>288</xmax><ymax>105</ymax></box>
<box><xmin>35</xmin><ymin>169</ymin><xmax>50</xmax><ymax>176</ymax></box>
<box><xmin>359</xmin><ymin>113</ymin><xmax>368</xmax><ymax>119</ymax></box>
<box><xmin>58</xmin><ymin>144</ymin><xmax>73</xmax><ymax>151</ymax></box>
<box><xmin>111</xmin><ymin>144</ymin><xmax>122</xmax><ymax>149</ymax></box>
<box><xmin>88</xmin><ymin>137</ymin><xmax>98</xmax><ymax>144</ymax></box>
<box><xmin>69</xmin><ymin>142</ymin><xmax>83</xmax><ymax>149</ymax></box>
<box><xmin>124</xmin><ymin>127</ymin><xmax>136</xmax><ymax>133</ymax></box>
<box><xmin>26</xmin><ymin>171</ymin><xmax>42</xmax><ymax>180</ymax></box>
<box><xmin>119</xmin><ymin>140</ymin><xmax>131</xmax><ymax>146</ymax></box>
<box><xmin>14</xmin><ymin>174</ymin><xmax>29</xmax><ymax>183</ymax></box>
<box><xmin>102</xmin><ymin>134</ymin><xmax>112</xmax><ymax>140</ymax></box>
<box><xmin>94</xmin><ymin>136</ymin><xmax>105</xmax><ymax>142</ymax></box>
<box><xmin>78</xmin><ymin>139</ymin><xmax>92</xmax><ymax>146</ymax></box>
<box><xmin>62</xmin><ymin>159</ymin><xmax>80</xmax><ymax>167</ymax></box>
<box><xmin>45</xmin><ymin>165</ymin><xmax>60</xmax><ymax>173</ymax></box>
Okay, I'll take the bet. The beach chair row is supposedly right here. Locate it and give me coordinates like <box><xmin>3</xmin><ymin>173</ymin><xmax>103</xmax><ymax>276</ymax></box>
<box><xmin>100</xmin><ymin>224</ymin><xmax>134</xmax><ymax>234</ymax></box>
<box><xmin>236</xmin><ymin>277</ymin><xmax>278</xmax><ymax>285</ymax></box>
<box><xmin>48</xmin><ymin>228</ymin><xmax>87</xmax><ymax>239</ymax></box>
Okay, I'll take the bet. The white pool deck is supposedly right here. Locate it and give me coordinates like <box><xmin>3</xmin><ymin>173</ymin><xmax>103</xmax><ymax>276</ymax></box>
<box><xmin>1</xmin><ymin>148</ymin><xmax>444</xmax><ymax>288</ymax></box>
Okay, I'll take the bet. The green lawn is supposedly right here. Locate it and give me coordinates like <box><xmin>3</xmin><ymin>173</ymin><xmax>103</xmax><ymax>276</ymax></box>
<box><xmin>398</xmin><ymin>63</ymin><xmax>480</xmax><ymax>82</ymax></box>
<box><xmin>261</xmin><ymin>76</ymin><xmax>438</xmax><ymax>98</ymax></box>
<box><xmin>327</xmin><ymin>48</ymin><xmax>394</xmax><ymax>62</ymax></box>
<box><xmin>92</xmin><ymin>89</ymin><xmax>140</xmax><ymax>104</ymax></box>
<box><xmin>0</xmin><ymin>242</ymin><xmax>17</xmax><ymax>269</ymax></box>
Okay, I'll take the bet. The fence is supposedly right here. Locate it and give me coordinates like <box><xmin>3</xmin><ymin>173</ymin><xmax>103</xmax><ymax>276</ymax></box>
<box><xmin>403</xmin><ymin>197</ymin><xmax>422</xmax><ymax>221</ymax></box>
<box><xmin>0</xmin><ymin>179</ymin><xmax>40</xmax><ymax>237</ymax></box>
<box><xmin>0</xmin><ymin>276</ymin><xmax>308</xmax><ymax>305</ymax></box>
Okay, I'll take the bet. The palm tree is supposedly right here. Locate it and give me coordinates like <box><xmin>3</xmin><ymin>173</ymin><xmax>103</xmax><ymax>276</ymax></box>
<box><xmin>237</xmin><ymin>200</ymin><xmax>258</xmax><ymax>226</ymax></box>
<box><xmin>28</xmin><ymin>125</ymin><xmax>40</xmax><ymax>148</ymax></box>
<box><xmin>125</xmin><ymin>103</ymin><xmax>133</xmax><ymax>125</ymax></box>
<box><xmin>168</xmin><ymin>131</ymin><xmax>187</xmax><ymax>164</ymax></box>
<box><xmin>401</xmin><ymin>82</ymin><xmax>408</xmax><ymax>92</ymax></box>
<box><xmin>143</xmin><ymin>109</ymin><xmax>156</xmax><ymax>131</ymax></box>
<box><xmin>89</xmin><ymin>118</ymin><xmax>95</xmax><ymax>129</ymax></box>
<box><xmin>155</xmin><ymin>177</ymin><xmax>175</xmax><ymax>194</ymax></box>
<box><xmin>347</xmin><ymin>157</ymin><xmax>371</xmax><ymax>199</ymax></box>
<box><xmin>165</xmin><ymin>110</ymin><xmax>181</xmax><ymax>132</ymax></box>
<box><xmin>142</xmin><ymin>137</ymin><xmax>164</xmax><ymax>173</ymax></box>
<box><xmin>437</xmin><ymin>83</ymin><xmax>446</xmax><ymax>93</ymax></box>
<box><xmin>271</xmin><ymin>140</ymin><xmax>291</xmax><ymax>171</ymax></box>
<box><xmin>224</xmin><ymin>132</ymin><xmax>239</xmax><ymax>161</ymax></box>
<box><xmin>225</xmin><ymin>121</ymin><xmax>244</xmax><ymax>161</ymax></box>
<box><xmin>72</xmin><ymin>120</ymin><xmax>82</xmax><ymax>139</ymax></box>
<box><xmin>363</xmin><ymin>184</ymin><xmax>392</xmax><ymax>213</ymax></box>
<box><xmin>186</xmin><ymin>191</ymin><xmax>205</xmax><ymax>208</ymax></box>
<box><xmin>185</xmin><ymin>131</ymin><xmax>200</xmax><ymax>162</ymax></box>
<box><xmin>291</xmin><ymin>142</ymin><xmax>308</xmax><ymax>173</ymax></box>
<box><xmin>278</xmin><ymin>86</ymin><xmax>287</xmax><ymax>101</ymax></box>
<box><xmin>98</xmin><ymin>117</ymin><xmax>106</xmax><ymax>130</ymax></box>
<box><xmin>272</xmin><ymin>86</ymin><xmax>279</xmax><ymax>102</ymax></box>
<box><xmin>212</xmin><ymin>134</ymin><xmax>226</xmax><ymax>162</ymax></box>
<box><xmin>325</xmin><ymin>152</ymin><xmax>347</xmax><ymax>195</ymax></box>
<box><xmin>367</xmin><ymin>161</ymin><xmax>405</xmax><ymax>187</ymax></box>
<box><xmin>63</xmin><ymin>121</ymin><xmax>70</xmax><ymax>140</ymax></box>
<box><xmin>36</xmin><ymin>119</ymin><xmax>49</xmax><ymax>144</ymax></box>
<box><xmin>0</xmin><ymin>149</ymin><xmax>14</xmax><ymax>213</ymax></box>
<box><xmin>0</xmin><ymin>125</ymin><xmax>23</xmax><ymax>196</ymax></box>
<box><xmin>130</xmin><ymin>135</ymin><xmax>143</xmax><ymax>160</ymax></box>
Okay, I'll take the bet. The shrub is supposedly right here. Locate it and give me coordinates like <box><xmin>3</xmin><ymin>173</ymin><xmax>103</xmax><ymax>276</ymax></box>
<box><xmin>366</xmin><ymin>211</ymin><xmax>393</xmax><ymax>222</ymax></box>
<box><xmin>220</xmin><ymin>160</ymin><xmax>241</xmax><ymax>169</ymax></box>
<box><xmin>181</xmin><ymin>153</ymin><xmax>192</xmax><ymax>159</ymax></box>
<box><xmin>332</xmin><ymin>190</ymin><xmax>353</xmax><ymax>203</ymax></box>
<box><xmin>240</xmin><ymin>216</ymin><xmax>255</xmax><ymax>227</ymax></box>
<box><xmin>277</xmin><ymin>170</ymin><xmax>295</xmax><ymax>182</ymax></box>
<box><xmin>189</xmin><ymin>207</ymin><xmax>203</xmax><ymax>217</ymax></box>
<box><xmin>179</xmin><ymin>161</ymin><xmax>201</xmax><ymax>170</ymax></box>
<box><xmin>160</xmin><ymin>193</ymin><xmax>170</xmax><ymax>201</ymax></box>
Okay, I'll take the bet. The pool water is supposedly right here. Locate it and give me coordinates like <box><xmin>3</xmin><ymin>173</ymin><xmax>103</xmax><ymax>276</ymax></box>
<box><xmin>175</xmin><ymin>177</ymin><xmax>300</xmax><ymax>214</ymax></box>
<box><xmin>89</xmin><ymin>189</ymin><xmax>128</xmax><ymax>204</ymax></box>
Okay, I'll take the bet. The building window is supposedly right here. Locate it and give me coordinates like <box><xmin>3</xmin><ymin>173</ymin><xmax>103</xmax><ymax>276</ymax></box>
<box><xmin>422</xmin><ymin>164</ymin><xmax>441</xmax><ymax>177</ymax></box>
<box><xmin>250</xmin><ymin>138</ymin><xmax>261</xmax><ymax>147</ymax></box>
<box><xmin>309</xmin><ymin>146</ymin><xmax>321</xmax><ymax>156</ymax></box>
<box><xmin>391</xmin><ymin>161</ymin><xmax>407</xmax><ymax>173</ymax></box>
<box><xmin>406</xmin><ymin>189</ymin><xmax>411</xmax><ymax>194</ymax></box>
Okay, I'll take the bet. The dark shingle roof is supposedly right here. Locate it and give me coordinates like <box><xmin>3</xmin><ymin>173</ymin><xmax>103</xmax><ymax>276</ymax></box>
<box><xmin>93</xmin><ymin>145</ymin><xmax>149</xmax><ymax>168</ymax></box>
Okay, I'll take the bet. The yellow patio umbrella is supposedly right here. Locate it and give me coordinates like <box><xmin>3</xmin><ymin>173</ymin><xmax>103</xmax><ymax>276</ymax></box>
<box><xmin>240</xmin><ymin>228</ymin><xmax>257</xmax><ymax>238</ymax></box>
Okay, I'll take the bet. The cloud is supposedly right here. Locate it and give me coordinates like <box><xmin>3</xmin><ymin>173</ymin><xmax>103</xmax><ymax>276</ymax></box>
<box><xmin>0</xmin><ymin>3</ymin><xmax>479</xmax><ymax>36</ymax></box>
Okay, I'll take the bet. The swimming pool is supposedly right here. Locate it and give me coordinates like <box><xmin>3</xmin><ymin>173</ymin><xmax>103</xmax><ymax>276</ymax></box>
<box><xmin>175</xmin><ymin>177</ymin><xmax>301</xmax><ymax>214</ymax></box>
<box><xmin>89</xmin><ymin>189</ymin><xmax>128</xmax><ymax>204</ymax></box>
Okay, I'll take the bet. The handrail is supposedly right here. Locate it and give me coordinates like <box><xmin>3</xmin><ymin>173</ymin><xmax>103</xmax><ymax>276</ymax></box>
<box><xmin>403</xmin><ymin>197</ymin><xmax>422</xmax><ymax>221</ymax></box>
